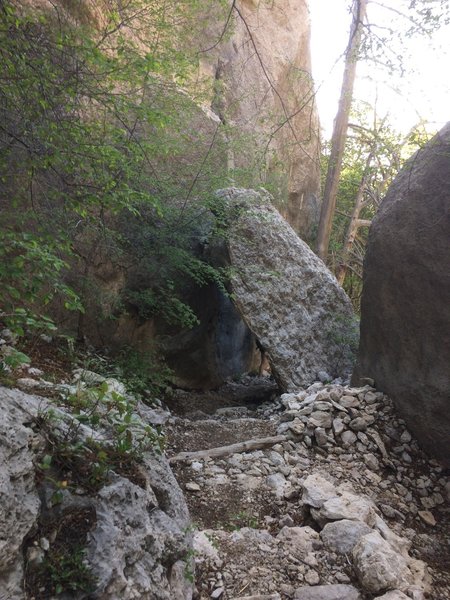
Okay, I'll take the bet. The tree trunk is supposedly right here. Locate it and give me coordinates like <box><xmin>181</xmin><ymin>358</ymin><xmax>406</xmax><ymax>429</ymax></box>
<box><xmin>316</xmin><ymin>0</ymin><xmax>368</xmax><ymax>261</ymax></box>
<box><xmin>336</xmin><ymin>150</ymin><xmax>374</xmax><ymax>284</ymax></box>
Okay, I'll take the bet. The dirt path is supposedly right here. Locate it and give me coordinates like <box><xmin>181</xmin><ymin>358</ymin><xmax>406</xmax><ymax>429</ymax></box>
<box><xmin>166</xmin><ymin>379</ymin><xmax>450</xmax><ymax>600</ymax></box>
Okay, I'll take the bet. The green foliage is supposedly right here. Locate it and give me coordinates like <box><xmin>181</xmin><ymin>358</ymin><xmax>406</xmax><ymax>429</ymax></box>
<box><xmin>63</xmin><ymin>380</ymin><xmax>164</xmax><ymax>456</ymax></box>
<box><xmin>119</xmin><ymin>204</ymin><xmax>230</xmax><ymax>329</ymax></box>
<box><xmin>0</xmin><ymin>0</ymin><xmax>232</xmax><ymax>338</ymax></box>
<box><xmin>0</xmin><ymin>232</ymin><xmax>82</xmax><ymax>336</ymax></box>
<box><xmin>0</xmin><ymin>347</ymin><xmax>30</xmax><ymax>370</ymax></box>
<box><xmin>0</xmin><ymin>345</ymin><xmax>31</xmax><ymax>386</ymax></box>
<box><xmin>225</xmin><ymin>510</ymin><xmax>259</xmax><ymax>531</ymax></box>
<box><xmin>37</xmin><ymin>379</ymin><xmax>164</xmax><ymax>494</ymax></box>
<box><xmin>41</xmin><ymin>545</ymin><xmax>96</xmax><ymax>596</ymax></box>
<box><xmin>325</xmin><ymin>103</ymin><xmax>431</xmax><ymax>310</ymax></box>
<box><xmin>183</xmin><ymin>547</ymin><xmax>197</xmax><ymax>583</ymax></box>
<box><xmin>77</xmin><ymin>346</ymin><xmax>173</xmax><ymax>399</ymax></box>
<box><xmin>105</xmin><ymin>347</ymin><xmax>173</xmax><ymax>398</ymax></box>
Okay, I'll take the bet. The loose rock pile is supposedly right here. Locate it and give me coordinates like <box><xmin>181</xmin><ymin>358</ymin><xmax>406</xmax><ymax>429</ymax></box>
<box><xmin>167</xmin><ymin>380</ymin><xmax>450</xmax><ymax>600</ymax></box>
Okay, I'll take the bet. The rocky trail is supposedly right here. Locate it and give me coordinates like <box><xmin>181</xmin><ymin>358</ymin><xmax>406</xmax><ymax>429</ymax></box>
<box><xmin>166</xmin><ymin>377</ymin><xmax>450</xmax><ymax>600</ymax></box>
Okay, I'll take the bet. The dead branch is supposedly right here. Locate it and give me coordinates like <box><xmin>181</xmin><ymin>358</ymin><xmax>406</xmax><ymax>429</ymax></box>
<box><xmin>230</xmin><ymin>594</ymin><xmax>281</xmax><ymax>600</ymax></box>
<box><xmin>169</xmin><ymin>435</ymin><xmax>287</xmax><ymax>464</ymax></box>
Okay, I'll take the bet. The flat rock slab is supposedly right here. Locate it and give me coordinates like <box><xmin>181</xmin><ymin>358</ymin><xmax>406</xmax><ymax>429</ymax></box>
<box><xmin>312</xmin><ymin>491</ymin><xmax>376</xmax><ymax>527</ymax></box>
<box><xmin>219</xmin><ymin>188</ymin><xmax>356</xmax><ymax>391</ymax></box>
<box><xmin>293</xmin><ymin>584</ymin><xmax>361</xmax><ymax>599</ymax></box>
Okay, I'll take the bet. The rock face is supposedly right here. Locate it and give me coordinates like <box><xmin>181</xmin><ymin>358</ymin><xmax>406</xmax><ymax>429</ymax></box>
<box><xmin>144</xmin><ymin>285</ymin><xmax>258</xmax><ymax>390</ymax></box>
<box><xmin>352</xmin><ymin>531</ymin><xmax>413</xmax><ymax>594</ymax></box>
<box><xmin>0</xmin><ymin>386</ymin><xmax>193</xmax><ymax>600</ymax></box>
<box><xmin>0</xmin><ymin>390</ymin><xmax>42</xmax><ymax>597</ymax></box>
<box><xmin>201</xmin><ymin>0</ymin><xmax>321</xmax><ymax>239</ymax></box>
<box><xmin>220</xmin><ymin>188</ymin><xmax>357</xmax><ymax>390</ymax></box>
<box><xmin>354</xmin><ymin>123</ymin><xmax>450</xmax><ymax>465</ymax></box>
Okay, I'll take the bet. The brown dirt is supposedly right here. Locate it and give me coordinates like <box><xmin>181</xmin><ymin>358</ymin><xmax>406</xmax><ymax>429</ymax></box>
<box><xmin>167</xmin><ymin>417</ymin><xmax>278</xmax><ymax>455</ymax></box>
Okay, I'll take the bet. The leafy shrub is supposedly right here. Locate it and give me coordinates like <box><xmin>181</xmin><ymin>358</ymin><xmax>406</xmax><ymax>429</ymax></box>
<box><xmin>0</xmin><ymin>0</ymin><xmax>231</xmax><ymax>339</ymax></box>
<box><xmin>37</xmin><ymin>379</ymin><xmax>164</xmax><ymax>495</ymax></box>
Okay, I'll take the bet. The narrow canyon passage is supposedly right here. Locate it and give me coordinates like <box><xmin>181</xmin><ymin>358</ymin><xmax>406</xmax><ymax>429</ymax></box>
<box><xmin>166</xmin><ymin>378</ymin><xmax>450</xmax><ymax>600</ymax></box>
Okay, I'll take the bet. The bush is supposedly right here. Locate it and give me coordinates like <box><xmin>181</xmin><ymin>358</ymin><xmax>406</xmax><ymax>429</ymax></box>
<box><xmin>0</xmin><ymin>0</ymin><xmax>231</xmax><ymax>338</ymax></box>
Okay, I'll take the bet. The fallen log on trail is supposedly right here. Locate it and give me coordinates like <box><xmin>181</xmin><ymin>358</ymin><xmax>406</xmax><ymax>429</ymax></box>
<box><xmin>230</xmin><ymin>595</ymin><xmax>281</xmax><ymax>600</ymax></box>
<box><xmin>230</xmin><ymin>594</ymin><xmax>281</xmax><ymax>600</ymax></box>
<box><xmin>169</xmin><ymin>435</ymin><xmax>288</xmax><ymax>464</ymax></box>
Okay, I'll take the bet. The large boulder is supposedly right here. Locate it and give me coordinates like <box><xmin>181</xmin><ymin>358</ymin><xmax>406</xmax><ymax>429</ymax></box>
<box><xmin>0</xmin><ymin>386</ymin><xmax>193</xmax><ymax>599</ymax></box>
<box><xmin>218</xmin><ymin>188</ymin><xmax>357</xmax><ymax>390</ymax></box>
<box><xmin>354</xmin><ymin>123</ymin><xmax>450</xmax><ymax>465</ymax></box>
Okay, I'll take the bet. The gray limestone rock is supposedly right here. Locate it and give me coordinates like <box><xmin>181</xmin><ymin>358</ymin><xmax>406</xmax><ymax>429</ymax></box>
<box><xmin>276</xmin><ymin>526</ymin><xmax>321</xmax><ymax>558</ymax></box>
<box><xmin>0</xmin><ymin>386</ymin><xmax>193</xmax><ymax>600</ymax></box>
<box><xmin>340</xmin><ymin>395</ymin><xmax>360</xmax><ymax>408</ymax></box>
<box><xmin>314</xmin><ymin>491</ymin><xmax>376</xmax><ymax>526</ymax></box>
<box><xmin>332</xmin><ymin>418</ymin><xmax>345</xmax><ymax>435</ymax></box>
<box><xmin>0</xmin><ymin>388</ymin><xmax>42</xmax><ymax>599</ymax></box>
<box><xmin>314</xmin><ymin>427</ymin><xmax>329</xmax><ymax>447</ymax></box>
<box><xmin>341</xmin><ymin>430</ymin><xmax>357</xmax><ymax>445</ymax></box>
<box><xmin>363</xmin><ymin>453</ymin><xmax>380</xmax><ymax>471</ymax></box>
<box><xmin>373</xmin><ymin>515</ymin><xmax>411</xmax><ymax>557</ymax></box>
<box><xmin>266</xmin><ymin>473</ymin><xmax>288</xmax><ymax>497</ymax></box>
<box><xmin>349</xmin><ymin>417</ymin><xmax>367</xmax><ymax>432</ymax></box>
<box><xmin>352</xmin><ymin>531</ymin><xmax>413</xmax><ymax>593</ymax></box>
<box><xmin>373</xmin><ymin>592</ymin><xmax>409</xmax><ymax>600</ymax></box>
<box><xmin>354</xmin><ymin>123</ymin><xmax>450</xmax><ymax>464</ymax></box>
<box><xmin>293</xmin><ymin>584</ymin><xmax>361</xmax><ymax>600</ymax></box>
<box><xmin>219</xmin><ymin>188</ymin><xmax>356</xmax><ymax>391</ymax></box>
<box><xmin>320</xmin><ymin>519</ymin><xmax>373</xmax><ymax>554</ymax></box>
<box><xmin>89</xmin><ymin>472</ymin><xmax>193</xmax><ymax>600</ymax></box>
<box><xmin>308</xmin><ymin>411</ymin><xmax>333</xmax><ymax>429</ymax></box>
<box><xmin>301</xmin><ymin>473</ymin><xmax>336</xmax><ymax>508</ymax></box>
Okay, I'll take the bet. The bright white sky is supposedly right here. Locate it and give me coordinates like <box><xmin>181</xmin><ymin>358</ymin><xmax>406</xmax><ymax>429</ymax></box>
<box><xmin>310</xmin><ymin>1</ymin><xmax>450</xmax><ymax>137</ymax></box>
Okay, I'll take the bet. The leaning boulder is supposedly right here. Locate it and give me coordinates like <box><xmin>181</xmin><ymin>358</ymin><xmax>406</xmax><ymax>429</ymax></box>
<box><xmin>217</xmin><ymin>188</ymin><xmax>356</xmax><ymax>390</ymax></box>
<box><xmin>354</xmin><ymin>123</ymin><xmax>450</xmax><ymax>464</ymax></box>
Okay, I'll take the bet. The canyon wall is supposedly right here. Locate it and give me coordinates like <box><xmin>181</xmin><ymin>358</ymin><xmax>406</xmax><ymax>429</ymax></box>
<box><xmin>200</xmin><ymin>0</ymin><xmax>321</xmax><ymax>239</ymax></box>
<box><xmin>4</xmin><ymin>0</ymin><xmax>321</xmax><ymax>388</ymax></box>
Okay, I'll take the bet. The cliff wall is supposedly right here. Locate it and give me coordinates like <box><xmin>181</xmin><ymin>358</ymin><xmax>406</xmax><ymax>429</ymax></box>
<box><xmin>200</xmin><ymin>0</ymin><xmax>321</xmax><ymax>238</ymax></box>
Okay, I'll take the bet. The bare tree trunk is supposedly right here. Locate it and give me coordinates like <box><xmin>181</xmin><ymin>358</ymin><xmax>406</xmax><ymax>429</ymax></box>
<box><xmin>316</xmin><ymin>0</ymin><xmax>368</xmax><ymax>261</ymax></box>
<box><xmin>336</xmin><ymin>150</ymin><xmax>374</xmax><ymax>284</ymax></box>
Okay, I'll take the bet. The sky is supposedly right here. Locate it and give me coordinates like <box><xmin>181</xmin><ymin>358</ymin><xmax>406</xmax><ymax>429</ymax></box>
<box><xmin>310</xmin><ymin>1</ymin><xmax>450</xmax><ymax>137</ymax></box>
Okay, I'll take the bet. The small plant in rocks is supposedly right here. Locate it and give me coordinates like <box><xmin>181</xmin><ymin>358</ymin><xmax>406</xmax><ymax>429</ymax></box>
<box><xmin>25</xmin><ymin>507</ymin><xmax>97</xmax><ymax>598</ymax></box>
<box><xmin>37</xmin><ymin>379</ymin><xmax>164</xmax><ymax>493</ymax></box>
